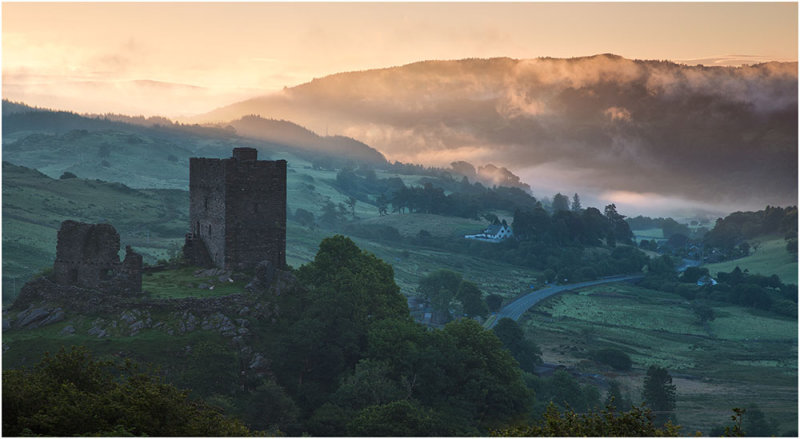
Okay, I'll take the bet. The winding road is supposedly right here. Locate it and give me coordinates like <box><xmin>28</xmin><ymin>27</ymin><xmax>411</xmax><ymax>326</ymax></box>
<box><xmin>486</xmin><ymin>274</ymin><xmax>644</xmax><ymax>328</ymax></box>
<box><xmin>486</xmin><ymin>258</ymin><xmax>701</xmax><ymax>329</ymax></box>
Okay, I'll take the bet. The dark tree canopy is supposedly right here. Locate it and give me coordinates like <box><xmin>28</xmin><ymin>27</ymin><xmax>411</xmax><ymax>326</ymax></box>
<box><xmin>418</xmin><ymin>269</ymin><xmax>463</xmax><ymax>321</ymax></box>
<box><xmin>642</xmin><ymin>366</ymin><xmax>677</xmax><ymax>426</ymax></box>
<box><xmin>552</xmin><ymin>193</ymin><xmax>570</xmax><ymax>212</ymax></box>
<box><xmin>457</xmin><ymin>280</ymin><xmax>488</xmax><ymax>318</ymax></box>
<box><xmin>2</xmin><ymin>347</ymin><xmax>253</xmax><ymax>437</ymax></box>
<box><xmin>492</xmin><ymin>318</ymin><xmax>542</xmax><ymax>373</ymax></box>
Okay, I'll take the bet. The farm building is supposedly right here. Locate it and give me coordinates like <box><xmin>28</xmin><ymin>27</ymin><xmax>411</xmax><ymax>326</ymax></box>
<box><xmin>465</xmin><ymin>221</ymin><xmax>513</xmax><ymax>243</ymax></box>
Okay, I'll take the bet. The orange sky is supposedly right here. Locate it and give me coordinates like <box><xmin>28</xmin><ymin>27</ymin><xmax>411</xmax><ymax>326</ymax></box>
<box><xmin>3</xmin><ymin>2</ymin><xmax>798</xmax><ymax>117</ymax></box>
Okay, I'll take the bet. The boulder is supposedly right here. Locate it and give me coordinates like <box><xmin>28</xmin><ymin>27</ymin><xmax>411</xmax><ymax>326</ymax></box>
<box><xmin>16</xmin><ymin>307</ymin><xmax>51</xmax><ymax>329</ymax></box>
<box><xmin>246</xmin><ymin>260</ymin><xmax>275</xmax><ymax>292</ymax></box>
<box><xmin>39</xmin><ymin>308</ymin><xmax>65</xmax><ymax>327</ymax></box>
<box><xmin>248</xmin><ymin>353</ymin><xmax>269</xmax><ymax>370</ymax></box>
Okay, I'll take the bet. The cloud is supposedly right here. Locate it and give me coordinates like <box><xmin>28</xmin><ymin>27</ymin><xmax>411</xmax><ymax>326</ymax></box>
<box><xmin>199</xmin><ymin>55</ymin><xmax>798</xmax><ymax>214</ymax></box>
<box><xmin>604</xmin><ymin>106</ymin><xmax>631</xmax><ymax>122</ymax></box>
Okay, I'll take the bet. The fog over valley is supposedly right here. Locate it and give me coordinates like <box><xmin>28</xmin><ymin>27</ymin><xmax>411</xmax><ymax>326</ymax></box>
<box><xmin>193</xmin><ymin>55</ymin><xmax>797</xmax><ymax>217</ymax></box>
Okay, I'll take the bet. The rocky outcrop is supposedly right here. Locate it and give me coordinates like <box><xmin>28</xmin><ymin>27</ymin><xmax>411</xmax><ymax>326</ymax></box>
<box><xmin>10</xmin><ymin>305</ymin><xmax>65</xmax><ymax>330</ymax></box>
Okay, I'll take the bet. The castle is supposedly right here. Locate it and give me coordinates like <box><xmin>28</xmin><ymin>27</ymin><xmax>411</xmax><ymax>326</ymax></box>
<box><xmin>53</xmin><ymin>220</ymin><xmax>143</xmax><ymax>293</ymax></box>
<box><xmin>183</xmin><ymin>147</ymin><xmax>287</xmax><ymax>271</ymax></box>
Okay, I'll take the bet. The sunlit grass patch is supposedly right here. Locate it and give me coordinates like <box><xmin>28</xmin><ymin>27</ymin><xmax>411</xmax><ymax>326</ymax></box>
<box><xmin>703</xmin><ymin>237</ymin><xmax>797</xmax><ymax>284</ymax></box>
<box><xmin>143</xmin><ymin>266</ymin><xmax>247</xmax><ymax>299</ymax></box>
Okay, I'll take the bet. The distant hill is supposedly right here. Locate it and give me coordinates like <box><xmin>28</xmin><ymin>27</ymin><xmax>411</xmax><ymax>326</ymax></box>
<box><xmin>192</xmin><ymin>55</ymin><xmax>798</xmax><ymax>210</ymax></box>
<box><xmin>1</xmin><ymin>103</ymin><xmax>386</xmax><ymax>188</ymax></box>
<box><xmin>229</xmin><ymin>115</ymin><xmax>386</xmax><ymax>165</ymax></box>
<box><xmin>2</xmin><ymin>100</ymin><xmax>44</xmax><ymax>114</ymax></box>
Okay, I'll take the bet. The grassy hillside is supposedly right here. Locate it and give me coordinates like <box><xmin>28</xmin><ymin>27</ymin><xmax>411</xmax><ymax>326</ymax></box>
<box><xmin>703</xmin><ymin>237</ymin><xmax>798</xmax><ymax>284</ymax></box>
<box><xmin>2</xmin><ymin>162</ymin><xmax>189</xmax><ymax>301</ymax></box>
<box><xmin>521</xmin><ymin>283</ymin><xmax>797</xmax><ymax>435</ymax></box>
<box><xmin>2</xmin><ymin>158</ymin><xmax>534</xmax><ymax>304</ymax></box>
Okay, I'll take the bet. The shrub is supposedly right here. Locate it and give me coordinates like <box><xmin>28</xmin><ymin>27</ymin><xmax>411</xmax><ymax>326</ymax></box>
<box><xmin>591</xmin><ymin>348</ymin><xmax>632</xmax><ymax>371</ymax></box>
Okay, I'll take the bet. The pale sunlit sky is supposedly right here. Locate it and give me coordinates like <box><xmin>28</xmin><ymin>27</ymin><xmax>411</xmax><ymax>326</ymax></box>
<box><xmin>3</xmin><ymin>2</ymin><xmax>798</xmax><ymax>117</ymax></box>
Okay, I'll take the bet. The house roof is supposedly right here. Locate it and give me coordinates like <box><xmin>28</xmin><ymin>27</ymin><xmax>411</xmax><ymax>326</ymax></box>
<box><xmin>485</xmin><ymin>224</ymin><xmax>503</xmax><ymax>235</ymax></box>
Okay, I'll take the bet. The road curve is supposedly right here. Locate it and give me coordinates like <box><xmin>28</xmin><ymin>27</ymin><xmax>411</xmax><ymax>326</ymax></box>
<box><xmin>487</xmin><ymin>274</ymin><xmax>644</xmax><ymax>329</ymax></box>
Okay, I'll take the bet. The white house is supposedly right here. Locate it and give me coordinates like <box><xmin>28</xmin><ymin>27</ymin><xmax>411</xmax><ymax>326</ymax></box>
<box><xmin>465</xmin><ymin>222</ymin><xmax>513</xmax><ymax>243</ymax></box>
<box><xmin>696</xmin><ymin>275</ymin><xmax>718</xmax><ymax>286</ymax></box>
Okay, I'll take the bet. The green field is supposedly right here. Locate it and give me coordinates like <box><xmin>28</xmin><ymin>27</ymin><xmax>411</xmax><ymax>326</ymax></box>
<box><xmin>632</xmin><ymin>227</ymin><xmax>665</xmax><ymax>243</ymax></box>
<box><xmin>703</xmin><ymin>237</ymin><xmax>798</xmax><ymax>284</ymax></box>
<box><xmin>521</xmin><ymin>283</ymin><xmax>797</xmax><ymax>435</ymax></box>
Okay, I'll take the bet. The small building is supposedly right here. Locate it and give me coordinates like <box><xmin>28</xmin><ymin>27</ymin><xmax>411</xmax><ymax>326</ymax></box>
<box><xmin>465</xmin><ymin>221</ymin><xmax>513</xmax><ymax>243</ymax></box>
<box><xmin>697</xmin><ymin>275</ymin><xmax>718</xmax><ymax>286</ymax></box>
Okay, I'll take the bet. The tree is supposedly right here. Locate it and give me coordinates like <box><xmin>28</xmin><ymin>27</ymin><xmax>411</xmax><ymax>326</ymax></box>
<box><xmin>552</xmin><ymin>193</ymin><xmax>570</xmax><ymax>212</ymax></box>
<box><xmin>741</xmin><ymin>405</ymin><xmax>778</xmax><ymax>437</ymax></box>
<box><xmin>571</xmin><ymin>193</ymin><xmax>582</xmax><ymax>211</ymax></box>
<box><xmin>494</xmin><ymin>403</ymin><xmax>681</xmax><ymax>437</ymax></box>
<box><xmin>319</xmin><ymin>200</ymin><xmax>344</xmax><ymax>226</ymax></box>
<box><xmin>486</xmin><ymin>294</ymin><xmax>503</xmax><ymax>313</ymax></box>
<box><xmin>294</xmin><ymin>208</ymin><xmax>315</xmax><ymax>228</ymax></box>
<box><xmin>332</xmin><ymin>359</ymin><xmax>404</xmax><ymax>410</ymax></box>
<box><xmin>456</xmin><ymin>280</ymin><xmax>488</xmax><ymax>318</ymax></box>
<box><xmin>59</xmin><ymin>171</ymin><xmax>77</xmax><ymax>179</ymax></box>
<box><xmin>2</xmin><ymin>347</ymin><xmax>253</xmax><ymax>436</ymax></box>
<box><xmin>680</xmin><ymin>266</ymin><xmax>708</xmax><ymax>284</ymax></box>
<box><xmin>347</xmin><ymin>400</ymin><xmax>443</xmax><ymax>436</ymax></box>
<box><xmin>605</xmin><ymin>203</ymin><xmax>634</xmax><ymax>245</ymax></box>
<box><xmin>605</xmin><ymin>380</ymin><xmax>632</xmax><ymax>410</ymax></box>
<box><xmin>283</xmin><ymin>236</ymin><xmax>410</xmax><ymax>401</ymax></box>
<box><xmin>366</xmin><ymin>318</ymin><xmax>531</xmax><ymax>434</ymax></box>
<box><xmin>591</xmin><ymin>348</ymin><xmax>632</xmax><ymax>371</ymax></box>
<box><xmin>417</xmin><ymin>269</ymin><xmax>463</xmax><ymax>322</ymax></box>
<box><xmin>691</xmin><ymin>303</ymin><xmax>715</xmax><ymax>324</ymax></box>
<box><xmin>376</xmin><ymin>193</ymin><xmax>389</xmax><ymax>216</ymax></box>
<box><xmin>346</xmin><ymin>196</ymin><xmax>357</xmax><ymax>218</ymax></box>
<box><xmin>642</xmin><ymin>366</ymin><xmax>677</xmax><ymax>426</ymax></box>
<box><xmin>492</xmin><ymin>318</ymin><xmax>542</xmax><ymax>373</ymax></box>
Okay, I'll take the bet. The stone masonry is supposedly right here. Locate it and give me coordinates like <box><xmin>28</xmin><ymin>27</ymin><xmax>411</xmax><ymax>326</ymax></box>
<box><xmin>53</xmin><ymin>220</ymin><xmax>142</xmax><ymax>293</ymax></box>
<box><xmin>184</xmin><ymin>147</ymin><xmax>286</xmax><ymax>271</ymax></box>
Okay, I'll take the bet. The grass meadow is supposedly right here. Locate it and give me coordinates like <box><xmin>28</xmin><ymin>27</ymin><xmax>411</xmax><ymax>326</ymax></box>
<box><xmin>521</xmin><ymin>283</ymin><xmax>797</xmax><ymax>434</ymax></box>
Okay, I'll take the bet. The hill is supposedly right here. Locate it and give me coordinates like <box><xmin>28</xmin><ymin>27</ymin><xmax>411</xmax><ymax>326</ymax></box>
<box><xmin>703</xmin><ymin>236</ymin><xmax>798</xmax><ymax>284</ymax></box>
<box><xmin>2</xmin><ymin>162</ymin><xmax>189</xmax><ymax>300</ymax></box>
<box><xmin>2</xmin><ymin>100</ymin><xmax>387</xmax><ymax>172</ymax></box>
<box><xmin>191</xmin><ymin>55</ymin><xmax>798</xmax><ymax>210</ymax></box>
<box><xmin>229</xmin><ymin>115</ymin><xmax>386</xmax><ymax>165</ymax></box>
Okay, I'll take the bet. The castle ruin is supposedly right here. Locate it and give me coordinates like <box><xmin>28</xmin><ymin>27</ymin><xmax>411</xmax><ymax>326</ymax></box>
<box><xmin>184</xmin><ymin>147</ymin><xmax>287</xmax><ymax>271</ymax></box>
<box><xmin>53</xmin><ymin>220</ymin><xmax>143</xmax><ymax>293</ymax></box>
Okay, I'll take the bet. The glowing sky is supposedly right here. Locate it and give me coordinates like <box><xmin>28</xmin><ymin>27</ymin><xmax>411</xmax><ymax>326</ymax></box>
<box><xmin>3</xmin><ymin>2</ymin><xmax>797</xmax><ymax>117</ymax></box>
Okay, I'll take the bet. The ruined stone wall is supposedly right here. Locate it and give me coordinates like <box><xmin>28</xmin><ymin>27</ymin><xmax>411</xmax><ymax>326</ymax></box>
<box><xmin>224</xmin><ymin>157</ymin><xmax>287</xmax><ymax>270</ymax></box>
<box><xmin>53</xmin><ymin>220</ymin><xmax>142</xmax><ymax>293</ymax></box>
<box><xmin>189</xmin><ymin>158</ymin><xmax>227</xmax><ymax>267</ymax></box>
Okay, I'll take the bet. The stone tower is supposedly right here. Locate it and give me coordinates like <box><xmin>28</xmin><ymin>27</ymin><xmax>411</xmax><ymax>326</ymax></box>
<box><xmin>184</xmin><ymin>147</ymin><xmax>286</xmax><ymax>270</ymax></box>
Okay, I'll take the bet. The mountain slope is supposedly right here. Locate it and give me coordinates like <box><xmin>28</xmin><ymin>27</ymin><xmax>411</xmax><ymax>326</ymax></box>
<box><xmin>193</xmin><ymin>55</ymin><xmax>798</xmax><ymax>211</ymax></box>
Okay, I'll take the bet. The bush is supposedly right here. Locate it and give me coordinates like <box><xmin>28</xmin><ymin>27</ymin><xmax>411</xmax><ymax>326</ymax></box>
<box><xmin>59</xmin><ymin>171</ymin><xmax>77</xmax><ymax>179</ymax></box>
<box><xmin>591</xmin><ymin>348</ymin><xmax>632</xmax><ymax>371</ymax></box>
<box><xmin>2</xmin><ymin>347</ymin><xmax>253</xmax><ymax>436</ymax></box>
<box><xmin>294</xmin><ymin>208</ymin><xmax>315</xmax><ymax>228</ymax></box>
